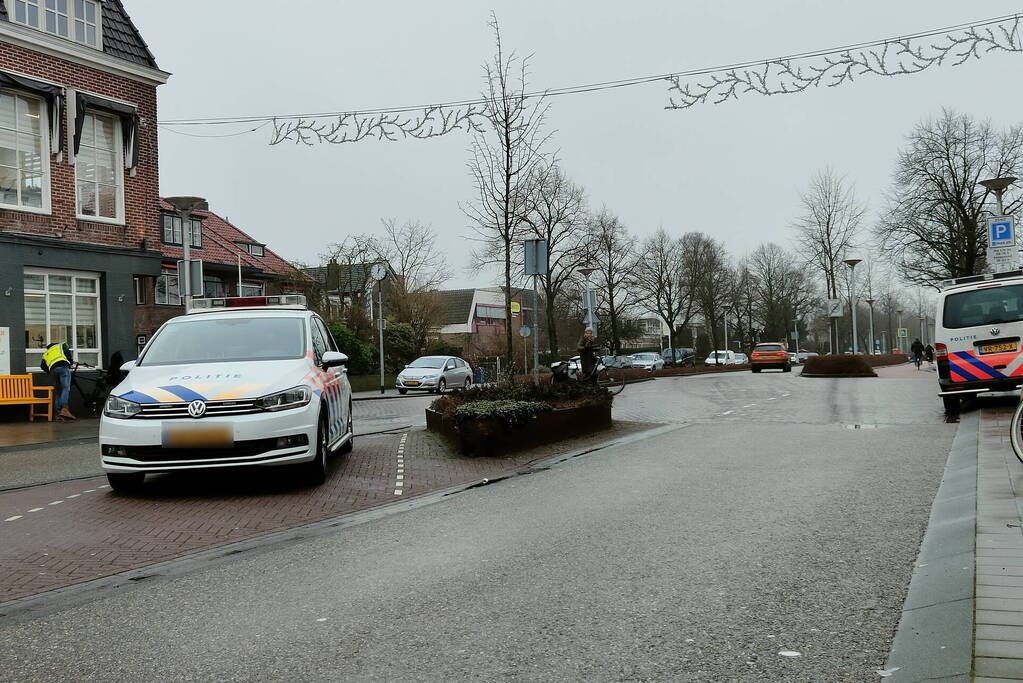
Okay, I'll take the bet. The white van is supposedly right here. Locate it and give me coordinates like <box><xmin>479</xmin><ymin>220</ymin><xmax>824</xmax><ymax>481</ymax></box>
<box><xmin>935</xmin><ymin>271</ymin><xmax>1023</xmax><ymax>412</ymax></box>
<box><xmin>704</xmin><ymin>350</ymin><xmax>738</xmax><ymax>366</ymax></box>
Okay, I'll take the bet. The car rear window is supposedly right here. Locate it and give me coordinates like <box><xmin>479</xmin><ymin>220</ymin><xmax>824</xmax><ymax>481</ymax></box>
<box><xmin>141</xmin><ymin>317</ymin><xmax>306</xmax><ymax>366</ymax></box>
<box><xmin>756</xmin><ymin>344</ymin><xmax>784</xmax><ymax>351</ymax></box>
<box><xmin>943</xmin><ymin>284</ymin><xmax>1023</xmax><ymax>329</ymax></box>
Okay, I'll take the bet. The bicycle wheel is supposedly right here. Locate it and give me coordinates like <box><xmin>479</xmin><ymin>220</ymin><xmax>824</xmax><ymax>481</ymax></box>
<box><xmin>1010</xmin><ymin>398</ymin><xmax>1023</xmax><ymax>466</ymax></box>
<box><xmin>597</xmin><ymin>367</ymin><xmax>625</xmax><ymax>395</ymax></box>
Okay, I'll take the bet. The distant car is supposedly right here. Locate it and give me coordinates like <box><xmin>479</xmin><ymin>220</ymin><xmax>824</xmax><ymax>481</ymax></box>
<box><xmin>629</xmin><ymin>352</ymin><xmax>665</xmax><ymax>371</ymax></box>
<box><xmin>704</xmin><ymin>350</ymin><xmax>739</xmax><ymax>366</ymax></box>
<box><xmin>601</xmin><ymin>355</ymin><xmax>628</xmax><ymax>368</ymax></box>
<box><xmin>396</xmin><ymin>355</ymin><xmax>473</xmax><ymax>394</ymax></box>
<box><xmin>788</xmin><ymin>352</ymin><xmax>799</xmax><ymax>365</ymax></box>
<box><xmin>797</xmin><ymin>352</ymin><xmax>818</xmax><ymax>363</ymax></box>
<box><xmin>661</xmin><ymin>347</ymin><xmax>696</xmax><ymax>367</ymax></box>
<box><xmin>750</xmin><ymin>342</ymin><xmax>791</xmax><ymax>373</ymax></box>
<box><xmin>733</xmin><ymin>352</ymin><xmax>749</xmax><ymax>365</ymax></box>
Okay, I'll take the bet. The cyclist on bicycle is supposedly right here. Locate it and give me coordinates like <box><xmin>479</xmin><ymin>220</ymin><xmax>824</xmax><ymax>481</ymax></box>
<box><xmin>577</xmin><ymin>327</ymin><xmax>599</xmax><ymax>383</ymax></box>
<box><xmin>911</xmin><ymin>338</ymin><xmax>925</xmax><ymax>369</ymax></box>
<box><xmin>40</xmin><ymin>341</ymin><xmax>76</xmax><ymax>421</ymax></box>
<box><xmin>925</xmin><ymin>344</ymin><xmax>934</xmax><ymax>364</ymax></box>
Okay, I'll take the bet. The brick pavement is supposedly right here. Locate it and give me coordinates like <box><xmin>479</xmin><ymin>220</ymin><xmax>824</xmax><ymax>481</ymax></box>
<box><xmin>0</xmin><ymin>421</ymin><xmax>656</xmax><ymax>604</ymax></box>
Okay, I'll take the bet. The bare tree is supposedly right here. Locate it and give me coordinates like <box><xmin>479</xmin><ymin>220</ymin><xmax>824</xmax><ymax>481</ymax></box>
<box><xmin>523</xmin><ymin>164</ymin><xmax>588</xmax><ymax>357</ymax></box>
<box><xmin>463</xmin><ymin>14</ymin><xmax>553</xmax><ymax>368</ymax></box>
<box><xmin>379</xmin><ymin>219</ymin><xmax>450</xmax><ymax>353</ymax></box>
<box><xmin>748</xmin><ymin>243</ymin><xmax>816</xmax><ymax>344</ymax></box>
<box><xmin>793</xmin><ymin>168</ymin><xmax>865</xmax><ymax>354</ymax></box>
<box><xmin>589</xmin><ymin>208</ymin><xmax>636</xmax><ymax>354</ymax></box>
<box><xmin>875</xmin><ymin>109</ymin><xmax>1023</xmax><ymax>286</ymax></box>
<box><xmin>689</xmin><ymin>234</ymin><xmax>733</xmax><ymax>361</ymax></box>
<box><xmin>633</xmin><ymin>229</ymin><xmax>697</xmax><ymax>351</ymax></box>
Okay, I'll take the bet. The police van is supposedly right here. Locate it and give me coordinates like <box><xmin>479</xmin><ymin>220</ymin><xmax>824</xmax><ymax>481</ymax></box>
<box><xmin>935</xmin><ymin>270</ymin><xmax>1023</xmax><ymax>412</ymax></box>
<box><xmin>99</xmin><ymin>295</ymin><xmax>353</xmax><ymax>493</ymax></box>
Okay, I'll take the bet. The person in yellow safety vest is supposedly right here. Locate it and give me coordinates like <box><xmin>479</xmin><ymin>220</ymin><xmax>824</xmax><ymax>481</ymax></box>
<box><xmin>41</xmin><ymin>342</ymin><xmax>75</xmax><ymax>421</ymax></box>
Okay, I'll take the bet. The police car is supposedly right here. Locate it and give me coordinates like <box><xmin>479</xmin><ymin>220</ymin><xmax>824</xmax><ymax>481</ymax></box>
<box><xmin>935</xmin><ymin>270</ymin><xmax>1023</xmax><ymax>412</ymax></box>
<box><xmin>99</xmin><ymin>295</ymin><xmax>353</xmax><ymax>493</ymax></box>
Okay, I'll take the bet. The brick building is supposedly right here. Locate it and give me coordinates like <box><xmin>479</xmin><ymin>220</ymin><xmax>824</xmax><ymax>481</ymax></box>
<box><xmin>131</xmin><ymin>197</ymin><xmax>311</xmax><ymax>355</ymax></box>
<box><xmin>437</xmin><ymin>287</ymin><xmax>540</xmax><ymax>359</ymax></box>
<box><xmin>0</xmin><ymin>0</ymin><xmax>168</xmax><ymax>374</ymax></box>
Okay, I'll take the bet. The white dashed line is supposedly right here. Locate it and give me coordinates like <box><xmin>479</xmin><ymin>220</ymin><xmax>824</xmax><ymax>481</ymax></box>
<box><xmin>722</xmin><ymin>411</ymin><xmax>733</xmax><ymax>416</ymax></box>
<box><xmin>83</xmin><ymin>489</ymin><xmax>95</xmax><ymax>493</ymax></box>
<box><xmin>47</xmin><ymin>500</ymin><xmax>63</xmax><ymax>506</ymax></box>
<box><xmin>743</xmin><ymin>404</ymin><xmax>755</xmax><ymax>408</ymax></box>
<box><xmin>27</xmin><ymin>507</ymin><xmax>43</xmax><ymax>513</ymax></box>
<box><xmin>766</xmin><ymin>397</ymin><xmax>777</xmax><ymax>401</ymax></box>
<box><xmin>98</xmin><ymin>485</ymin><xmax>109</xmax><ymax>489</ymax></box>
<box><xmin>4</xmin><ymin>515</ymin><xmax>22</xmax><ymax>522</ymax></box>
<box><xmin>394</xmin><ymin>489</ymin><xmax>403</xmax><ymax>495</ymax></box>
<box><xmin>66</xmin><ymin>494</ymin><xmax>80</xmax><ymax>499</ymax></box>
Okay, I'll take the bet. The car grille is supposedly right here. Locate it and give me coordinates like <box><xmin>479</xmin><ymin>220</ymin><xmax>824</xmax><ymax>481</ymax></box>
<box><xmin>136</xmin><ymin>400</ymin><xmax>262</xmax><ymax>419</ymax></box>
<box><xmin>119</xmin><ymin>438</ymin><xmax>284</xmax><ymax>462</ymax></box>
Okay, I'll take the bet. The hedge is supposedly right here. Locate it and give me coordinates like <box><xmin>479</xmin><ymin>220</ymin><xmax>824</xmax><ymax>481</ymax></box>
<box><xmin>802</xmin><ymin>354</ymin><xmax>877</xmax><ymax>377</ymax></box>
<box><xmin>453</xmin><ymin>400</ymin><xmax>552</xmax><ymax>427</ymax></box>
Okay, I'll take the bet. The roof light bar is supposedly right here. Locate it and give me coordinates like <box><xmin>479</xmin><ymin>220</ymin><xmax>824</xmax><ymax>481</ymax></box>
<box><xmin>189</xmin><ymin>294</ymin><xmax>307</xmax><ymax>311</ymax></box>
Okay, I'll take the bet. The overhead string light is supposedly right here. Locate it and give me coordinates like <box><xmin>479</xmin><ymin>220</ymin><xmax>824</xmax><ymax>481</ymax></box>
<box><xmin>156</xmin><ymin>13</ymin><xmax>1022</xmax><ymax>146</ymax></box>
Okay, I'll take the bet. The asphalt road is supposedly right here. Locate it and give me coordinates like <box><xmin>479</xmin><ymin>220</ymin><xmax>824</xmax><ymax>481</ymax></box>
<box><xmin>0</xmin><ymin>369</ymin><xmax>956</xmax><ymax>681</ymax></box>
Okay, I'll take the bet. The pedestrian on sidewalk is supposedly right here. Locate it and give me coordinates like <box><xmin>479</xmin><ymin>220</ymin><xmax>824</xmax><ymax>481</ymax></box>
<box><xmin>40</xmin><ymin>342</ymin><xmax>75</xmax><ymax>421</ymax></box>
<box><xmin>577</xmin><ymin>327</ymin><xmax>599</xmax><ymax>382</ymax></box>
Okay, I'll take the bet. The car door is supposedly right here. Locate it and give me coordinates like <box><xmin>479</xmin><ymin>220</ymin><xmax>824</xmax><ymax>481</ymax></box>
<box><xmin>312</xmin><ymin>316</ymin><xmax>345</xmax><ymax>443</ymax></box>
<box><xmin>442</xmin><ymin>358</ymin><xmax>456</xmax><ymax>386</ymax></box>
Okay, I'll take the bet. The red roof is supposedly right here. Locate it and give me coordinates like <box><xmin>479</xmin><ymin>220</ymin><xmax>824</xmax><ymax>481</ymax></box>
<box><xmin>158</xmin><ymin>200</ymin><xmax>310</xmax><ymax>282</ymax></box>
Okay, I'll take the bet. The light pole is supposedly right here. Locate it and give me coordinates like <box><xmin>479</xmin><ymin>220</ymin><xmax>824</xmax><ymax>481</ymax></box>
<box><xmin>896</xmin><ymin>308</ymin><xmax>904</xmax><ymax>353</ymax></box>
<box><xmin>865</xmin><ymin>298</ymin><xmax>876</xmax><ymax>355</ymax></box>
<box><xmin>577</xmin><ymin>268</ymin><xmax>596</xmax><ymax>333</ymax></box>
<box><xmin>369</xmin><ymin>262</ymin><xmax>388</xmax><ymax>394</ymax></box>
<box><xmin>980</xmin><ymin>176</ymin><xmax>1017</xmax><ymax>216</ymax></box>
<box><xmin>843</xmin><ymin>258</ymin><xmax>862</xmax><ymax>354</ymax></box>
<box><xmin>164</xmin><ymin>196</ymin><xmax>205</xmax><ymax>312</ymax></box>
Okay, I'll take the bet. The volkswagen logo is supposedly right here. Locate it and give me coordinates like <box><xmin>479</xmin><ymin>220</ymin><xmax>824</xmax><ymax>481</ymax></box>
<box><xmin>187</xmin><ymin>400</ymin><xmax>207</xmax><ymax>418</ymax></box>
<box><xmin>991</xmin><ymin>327</ymin><xmax>1002</xmax><ymax>337</ymax></box>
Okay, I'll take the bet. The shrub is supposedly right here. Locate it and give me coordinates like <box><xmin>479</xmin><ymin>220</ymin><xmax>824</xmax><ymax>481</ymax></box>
<box><xmin>453</xmin><ymin>400</ymin><xmax>551</xmax><ymax>427</ymax></box>
<box><xmin>430</xmin><ymin>379</ymin><xmax>611</xmax><ymax>421</ymax></box>
<box><xmin>862</xmin><ymin>353</ymin><xmax>909</xmax><ymax>368</ymax></box>
<box><xmin>802</xmin><ymin>354</ymin><xmax>877</xmax><ymax>377</ymax></box>
<box><xmin>326</xmin><ymin>323</ymin><xmax>375</xmax><ymax>375</ymax></box>
<box><xmin>426</xmin><ymin>339</ymin><xmax>464</xmax><ymax>358</ymax></box>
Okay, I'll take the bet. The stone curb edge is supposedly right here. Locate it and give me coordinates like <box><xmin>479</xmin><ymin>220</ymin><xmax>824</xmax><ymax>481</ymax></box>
<box><xmin>882</xmin><ymin>410</ymin><xmax>978</xmax><ymax>682</ymax></box>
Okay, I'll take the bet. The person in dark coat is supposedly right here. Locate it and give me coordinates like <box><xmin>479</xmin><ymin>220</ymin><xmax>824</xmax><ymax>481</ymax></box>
<box><xmin>577</xmin><ymin>327</ymin><xmax>599</xmax><ymax>381</ymax></box>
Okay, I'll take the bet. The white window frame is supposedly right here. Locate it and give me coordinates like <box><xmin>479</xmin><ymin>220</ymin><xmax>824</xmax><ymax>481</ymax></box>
<box><xmin>133</xmin><ymin>276</ymin><xmax>145</xmax><ymax>305</ymax></box>
<box><xmin>239</xmin><ymin>280</ymin><xmax>264</xmax><ymax>297</ymax></box>
<box><xmin>154</xmin><ymin>268</ymin><xmax>181</xmax><ymax>307</ymax></box>
<box><xmin>0</xmin><ymin>89</ymin><xmax>51</xmax><ymax>215</ymax></box>
<box><xmin>23</xmin><ymin>267</ymin><xmax>102</xmax><ymax>371</ymax></box>
<box><xmin>162</xmin><ymin>214</ymin><xmax>201</xmax><ymax>248</ymax></box>
<box><xmin>11</xmin><ymin>0</ymin><xmax>102</xmax><ymax>49</ymax></box>
<box><xmin>75</xmin><ymin>109</ymin><xmax>124</xmax><ymax>224</ymax></box>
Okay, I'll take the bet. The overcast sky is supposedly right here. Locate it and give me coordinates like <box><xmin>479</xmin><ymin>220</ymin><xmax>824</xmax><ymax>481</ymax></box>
<box><xmin>130</xmin><ymin>1</ymin><xmax>1023</xmax><ymax>290</ymax></box>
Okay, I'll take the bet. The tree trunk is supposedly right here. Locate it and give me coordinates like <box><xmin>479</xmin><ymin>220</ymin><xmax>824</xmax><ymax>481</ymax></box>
<box><xmin>545</xmin><ymin>292</ymin><xmax>559</xmax><ymax>358</ymax></box>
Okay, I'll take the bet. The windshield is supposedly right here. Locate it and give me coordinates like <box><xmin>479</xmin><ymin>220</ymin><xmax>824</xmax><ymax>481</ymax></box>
<box><xmin>141</xmin><ymin>317</ymin><xmax>306</xmax><ymax>366</ymax></box>
<box><xmin>408</xmin><ymin>356</ymin><xmax>446</xmax><ymax>368</ymax></box>
<box><xmin>757</xmin><ymin>344</ymin><xmax>785</xmax><ymax>351</ymax></box>
<box><xmin>943</xmin><ymin>284</ymin><xmax>1023</xmax><ymax>329</ymax></box>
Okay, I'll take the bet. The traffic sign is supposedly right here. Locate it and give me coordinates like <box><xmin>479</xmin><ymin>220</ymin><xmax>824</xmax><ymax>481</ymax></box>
<box><xmin>898</xmin><ymin>327</ymin><xmax>909</xmax><ymax>338</ymax></box>
<box><xmin>511</xmin><ymin>301</ymin><xmax>521</xmax><ymax>314</ymax></box>
<box><xmin>989</xmin><ymin>244</ymin><xmax>1019</xmax><ymax>272</ymax></box>
<box><xmin>523</xmin><ymin>239</ymin><xmax>549</xmax><ymax>276</ymax></box>
<box><xmin>988</xmin><ymin>216</ymin><xmax>1015</xmax><ymax>248</ymax></box>
<box><xmin>518</xmin><ymin>325</ymin><xmax>531</xmax><ymax>338</ymax></box>
<box><xmin>826</xmin><ymin>299</ymin><xmax>843</xmax><ymax>318</ymax></box>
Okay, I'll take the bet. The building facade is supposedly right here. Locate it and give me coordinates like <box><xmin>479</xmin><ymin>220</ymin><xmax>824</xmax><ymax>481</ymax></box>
<box><xmin>0</xmin><ymin>0</ymin><xmax>168</xmax><ymax>375</ymax></box>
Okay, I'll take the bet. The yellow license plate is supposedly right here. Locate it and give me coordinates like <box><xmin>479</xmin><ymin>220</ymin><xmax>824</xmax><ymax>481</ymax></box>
<box><xmin>161</xmin><ymin>424</ymin><xmax>233</xmax><ymax>449</ymax></box>
<box><xmin>980</xmin><ymin>342</ymin><xmax>1018</xmax><ymax>354</ymax></box>
<box><xmin>405</xmin><ymin>381</ymin><xmax>420</xmax><ymax>386</ymax></box>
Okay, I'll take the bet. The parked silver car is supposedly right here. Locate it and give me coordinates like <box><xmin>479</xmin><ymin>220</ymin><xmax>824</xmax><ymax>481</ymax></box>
<box><xmin>396</xmin><ymin>355</ymin><xmax>473</xmax><ymax>394</ymax></box>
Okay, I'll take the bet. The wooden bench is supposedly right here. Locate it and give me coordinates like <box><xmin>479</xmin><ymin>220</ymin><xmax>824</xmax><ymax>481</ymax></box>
<box><xmin>0</xmin><ymin>374</ymin><xmax>54</xmax><ymax>422</ymax></box>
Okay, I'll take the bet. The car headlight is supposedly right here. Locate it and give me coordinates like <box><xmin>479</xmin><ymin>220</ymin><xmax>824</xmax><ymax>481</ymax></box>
<box><xmin>256</xmin><ymin>386</ymin><xmax>312</xmax><ymax>412</ymax></box>
<box><xmin>104</xmin><ymin>395</ymin><xmax>141</xmax><ymax>419</ymax></box>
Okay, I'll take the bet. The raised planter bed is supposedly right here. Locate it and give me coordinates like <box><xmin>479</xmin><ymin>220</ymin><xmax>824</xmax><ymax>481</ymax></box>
<box><xmin>426</xmin><ymin>402</ymin><xmax>612</xmax><ymax>457</ymax></box>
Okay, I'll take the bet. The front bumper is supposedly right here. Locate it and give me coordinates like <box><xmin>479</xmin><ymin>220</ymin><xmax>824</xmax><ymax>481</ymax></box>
<box><xmin>396</xmin><ymin>376</ymin><xmax>440</xmax><ymax>390</ymax></box>
<box><xmin>99</xmin><ymin>405</ymin><xmax>318</xmax><ymax>473</ymax></box>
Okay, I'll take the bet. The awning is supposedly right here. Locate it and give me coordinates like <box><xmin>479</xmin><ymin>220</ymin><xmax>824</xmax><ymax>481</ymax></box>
<box><xmin>71</xmin><ymin>90</ymin><xmax>140</xmax><ymax>172</ymax></box>
<box><xmin>0</xmin><ymin>71</ymin><xmax>62</xmax><ymax>154</ymax></box>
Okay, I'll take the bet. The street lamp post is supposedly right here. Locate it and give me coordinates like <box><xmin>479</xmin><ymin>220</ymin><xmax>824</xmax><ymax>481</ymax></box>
<box><xmin>896</xmin><ymin>308</ymin><xmax>904</xmax><ymax>354</ymax></box>
<box><xmin>865</xmin><ymin>298</ymin><xmax>876</xmax><ymax>355</ymax></box>
<box><xmin>919</xmin><ymin>314</ymin><xmax>927</xmax><ymax>345</ymax></box>
<box><xmin>980</xmin><ymin>176</ymin><xmax>1017</xmax><ymax>216</ymax></box>
<box><xmin>577</xmin><ymin>268</ymin><xmax>596</xmax><ymax>333</ymax></box>
<box><xmin>843</xmin><ymin>258</ymin><xmax>862</xmax><ymax>354</ymax></box>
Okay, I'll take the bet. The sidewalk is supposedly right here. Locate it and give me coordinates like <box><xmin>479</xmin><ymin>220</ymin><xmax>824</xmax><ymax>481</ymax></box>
<box><xmin>0</xmin><ymin>418</ymin><xmax>98</xmax><ymax>450</ymax></box>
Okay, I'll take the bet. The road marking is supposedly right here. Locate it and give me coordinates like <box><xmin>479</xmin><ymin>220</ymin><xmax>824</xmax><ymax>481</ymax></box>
<box><xmin>4</xmin><ymin>515</ymin><xmax>22</xmax><ymax>522</ymax></box>
<box><xmin>766</xmin><ymin>397</ymin><xmax>777</xmax><ymax>401</ymax></box>
<box><xmin>83</xmin><ymin>489</ymin><xmax>95</xmax><ymax>493</ymax></box>
<box><xmin>47</xmin><ymin>500</ymin><xmax>63</xmax><ymax>506</ymax></box>
<box><xmin>66</xmin><ymin>494</ymin><xmax>80</xmax><ymax>499</ymax></box>
<box><xmin>27</xmin><ymin>507</ymin><xmax>43</xmax><ymax>513</ymax></box>
<box><xmin>722</xmin><ymin>411</ymin><xmax>733</xmax><ymax>415</ymax></box>
<box><xmin>743</xmin><ymin>404</ymin><xmax>755</xmax><ymax>408</ymax></box>
<box><xmin>98</xmin><ymin>485</ymin><xmax>109</xmax><ymax>489</ymax></box>
<box><xmin>394</xmin><ymin>489</ymin><xmax>403</xmax><ymax>495</ymax></box>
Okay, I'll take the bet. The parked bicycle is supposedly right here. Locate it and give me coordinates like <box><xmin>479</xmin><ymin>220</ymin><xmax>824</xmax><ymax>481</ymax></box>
<box><xmin>70</xmin><ymin>351</ymin><xmax>130</xmax><ymax>416</ymax></box>
<box><xmin>549</xmin><ymin>348</ymin><xmax>626</xmax><ymax>395</ymax></box>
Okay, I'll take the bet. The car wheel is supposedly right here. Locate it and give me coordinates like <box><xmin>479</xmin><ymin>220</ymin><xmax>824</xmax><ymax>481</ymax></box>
<box><xmin>339</xmin><ymin>400</ymin><xmax>354</xmax><ymax>454</ymax></box>
<box><xmin>398</xmin><ymin>389</ymin><xmax>407</xmax><ymax>395</ymax></box>
<box><xmin>752</xmin><ymin>367</ymin><xmax>761</xmax><ymax>373</ymax></box>
<box><xmin>301</xmin><ymin>412</ymin><xmax>328</xmax><ymax>485</ymax></box>
<box><xmin>783</xmin><ymin>364</ymin><xmax>792</xmax><ymax>373</ymax></box>
<box><xmin>106</xmin><ymin>472</ymin><xmax>144</xmax><ymax>494</ymax></box>
<box><xmin>942</xmin><ymin>395</ymin><xmax>960</xmax><ymax>414</ymax></box>
<box><xmin>437</xmin><ymin>378</ymin><xmax>446</xmax><ymax>394</ymax></box>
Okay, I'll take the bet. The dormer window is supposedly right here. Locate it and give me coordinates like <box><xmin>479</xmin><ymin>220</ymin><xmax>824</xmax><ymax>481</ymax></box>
<box><xmin>13</xmin><ymin>0</ymin><xmax>101</xmax><ymax>48</ymax></box>
<box><xmin>236</xmin><ymin>242</ymin><xmax>265</xmax><ymax>257</ymax></box>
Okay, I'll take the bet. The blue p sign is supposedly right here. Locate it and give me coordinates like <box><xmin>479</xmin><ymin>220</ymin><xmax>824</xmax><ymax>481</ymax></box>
<box><xmin>990</xmin><ymin>218</ymin><xmax>1015</xmax><ymax>247</ymax></box>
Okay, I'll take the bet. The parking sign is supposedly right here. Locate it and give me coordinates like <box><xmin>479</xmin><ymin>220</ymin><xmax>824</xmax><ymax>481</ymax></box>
<box><xmin>988</xmin><ymin>216</ymin><xmax>1015</xmax><ymax>248</ymax></box>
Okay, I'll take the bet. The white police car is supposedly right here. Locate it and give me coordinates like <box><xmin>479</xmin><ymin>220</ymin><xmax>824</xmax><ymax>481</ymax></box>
<box><xmin>100</xmin><ymin>295</ymin><xmax>353</xmax><ymax>493</ymax></box>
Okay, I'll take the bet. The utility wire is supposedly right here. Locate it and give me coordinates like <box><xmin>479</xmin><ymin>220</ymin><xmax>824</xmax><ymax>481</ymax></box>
<box><xmin>160</xmin><ymin>120</ymin><xmax>271</xmax><ymax>138</ymax></box>
<box><xmin>158</xmin><ymin>12</ymin><xmax>1020</xmax><ymax>127</ymax></box>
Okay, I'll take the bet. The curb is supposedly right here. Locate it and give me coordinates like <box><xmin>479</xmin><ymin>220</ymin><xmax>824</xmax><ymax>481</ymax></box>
<box><xmin>882</xmin><ymin>410</ymin><xmax>977</xmax><ymax>682</ymax></box>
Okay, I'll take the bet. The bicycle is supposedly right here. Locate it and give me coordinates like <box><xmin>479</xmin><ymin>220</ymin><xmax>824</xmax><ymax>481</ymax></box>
<box><xmin>1009</xmin><ymin>392</ymin><xmax>1023</xmax><ymax>465</ymax></box>
<box><xmin>70</xmin><ymin>361</ymin><xmax>120</xmax><ymax>416</ymax></box>
<box><xmin>913</xmin><ymin>354</ymin><xmax>923</xmax><ymax>370</ymax></box>
<box><xmin>550</xmin><ymin>348</ymin><xmax>626</xmax><ymax>395</ymax></box>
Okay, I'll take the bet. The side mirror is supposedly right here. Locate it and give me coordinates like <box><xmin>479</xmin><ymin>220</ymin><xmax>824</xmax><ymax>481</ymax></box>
<box><xmin>120</xmin><ymin>360</ymin><xmax>137</xmax><ymax>372</ymax></box>
<box><xmin>322</xmin><ymin>351</ymin><xmax>348</xmax><ymax>370</ymax></box>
